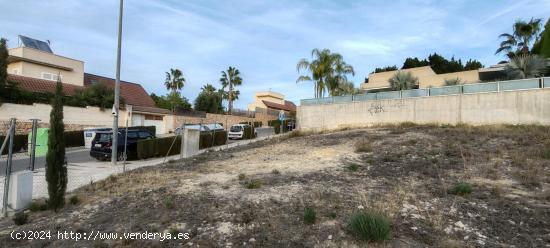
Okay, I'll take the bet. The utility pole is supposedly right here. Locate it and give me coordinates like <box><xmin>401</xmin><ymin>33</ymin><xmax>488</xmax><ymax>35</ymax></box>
<box><xmin>111</xmin><ymin>0</ymin><xmax>124</xmax><ymax>165</ymax></box>
<box><xmin>29</xmin><ymin>119</ymin><xmax>39</xmax><ymax>171</ymax></box>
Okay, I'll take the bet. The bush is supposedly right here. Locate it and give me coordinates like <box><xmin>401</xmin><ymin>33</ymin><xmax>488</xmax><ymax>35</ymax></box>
<box><xmin>163</xmin><ymin>197</ymin><xmax>174</xmax><ymax>209</ymax></box>
<box><xmin>0</xmin><ymin>134</ymin><xmax>27</xmax><ymax>155</ymax></box>
<box><xmin>268</xmin><ymin>120</ymin><xmax>281</xmax><ymax>134</ymax></box>
<box><xmin>243</xmin><ymin>180</ymin><xmax>261</xmax><ymax>189</ymax></box>
<box><xmin>64</xmin><ymin>130</ymin><xmax>85</xmax><ymax>147</ymax></box>
<box><xmin>349</xmin><ymin>211</ymin><xmax>390</xmax><ymax>242</ymax></box>
<box><xmin>238</xmin><ymin>173</ymin><xmax>246</xmax><ymax>180</ymax></box>
<box><xmin>137</xmin><ymin>136</ymin><xmax>181</xmax><ymax>159</ymax></box>
<box><xmin>303</xmin><ymin>207</ymin><xmax>317</xmax><ymax>224</ymax></box>
<box><xmin>28</xmin><ymin>200</ymin><xmax>49</xmax><ymax>212</ymax></box>
<box><xmin>448</xmin><ymin>182</ymin><xmax>472</xmax><ymax>196</ymax></box>
<box><xmin>355</xmin><ymin>139</ymin><xmax>372</xmax><ymax>153</ymax></box>
<box><xmin>348</xmin><ymin>163</ymin><xmax>359</xmax><ymax>171</ymax></box>
<box><xmin>271</xmin><ymin>169</ymin><xmax>280</xmax><ymax>174</ymax></box>
<box><xmin>242</xmin><ymin>126</ymin><xmax>255</xmax><ymax>140</ymax></box>
<box><xmin>253</xmin><ymin>121</ymin><xmax>262</xmax><ymax>127</ymax></box>
<box><xmin>13</xmin><ymin>212</ymin><xmax>29</xmax><ymax>225</ymax></box>
<box><xmin>69</xmin><ymin>195</ymin><xmax>80</xmax><ymax>205</ymax></box>
<box><xmin>199</xmin><ymin>130</ymin><xmax>228</xmax><ymax>149</ymax></box>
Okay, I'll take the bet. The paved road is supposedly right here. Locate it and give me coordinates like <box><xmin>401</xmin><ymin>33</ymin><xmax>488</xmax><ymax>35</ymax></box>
<box><xmin>0</xmin><ymin>148</ymin><xmax>93</xmax><ymax>176</ymax></box>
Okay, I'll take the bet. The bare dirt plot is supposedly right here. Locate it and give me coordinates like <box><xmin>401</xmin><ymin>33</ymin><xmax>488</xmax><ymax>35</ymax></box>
<box><xmin>0</xmin><ymin>125</ymin><xmax>549</xmax><ymax>247</ymax></box>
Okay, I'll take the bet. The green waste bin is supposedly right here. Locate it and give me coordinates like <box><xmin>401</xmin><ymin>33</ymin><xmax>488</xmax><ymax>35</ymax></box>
<box><xmin>28</xmin><ymin>128</ymin><xmax>49</xmax><ymax>157</ymax></box>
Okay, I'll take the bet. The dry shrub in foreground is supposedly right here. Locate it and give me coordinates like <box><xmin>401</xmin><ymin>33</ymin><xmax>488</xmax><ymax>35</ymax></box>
<box><xmin>355</xmin><ymin>139</ymin><xmax>373</xmax><ymax>153</ymax></box>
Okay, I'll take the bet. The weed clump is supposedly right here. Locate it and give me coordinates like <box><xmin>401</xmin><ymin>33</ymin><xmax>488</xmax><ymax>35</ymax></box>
<box><xmin>448</xmin><ymin>182</ymin><xmax>473</xmax><ymax>196</ymax></box>
<box><xmin>272</xmin><ymin>169</ymin><xmax>281</xmax><ymax>175</ymax></box>
<box><xmin>163</xmin><ymin>197</ymin><xmax>174</xmax><ymax>209</ymax></box>
<box><xmin>349</xmin><ymin>210</ymin><xmax>390</xmax><ymax>242</ymax></box>
<box><xmin>29</xmin><ymin>200</ymin><xmax>48</xmax><ymax>212</ymax></box>
<box><xmin>69</xmin><ymin>195</ymin><xmax>80</xmax><ymax>205</ymax></box>
<box><xmin>347</xmin><ymin>163</ymin><xmax>359</xmax><ymax>172</ymax></box>
<box><xmin>355</xmin><ymin>139</ymin><xmax>372</xmax><ymax>153</ymax></box>
<box><xmin>238</xmin><ymin>173</ymin><xmax>246</xmax><ymax>181</ymax></box>
<box><xmin>243</xmin><ymin>180</ymin><xmax>261</xmax><ymax>189</ymax></box>
<box><xmin>303</xmin><ymin>207</ymin><xmax>317</xmax><ymax>224</ymax></box>
<box><xmin>13</xmin><ymin>212</ymin><xmax>29</xmax><ymax>225</ymax></box>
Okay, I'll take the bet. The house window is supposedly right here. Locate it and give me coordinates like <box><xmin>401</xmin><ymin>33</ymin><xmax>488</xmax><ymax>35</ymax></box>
<box><xmin>41</xmin><ymin>72</ymin><xmax>63</xmax><ymax>81</ymax></box>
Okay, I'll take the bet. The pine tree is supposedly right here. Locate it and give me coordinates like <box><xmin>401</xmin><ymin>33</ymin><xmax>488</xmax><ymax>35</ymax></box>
<box><xmin>46</xmin><ymin>78</ymin><xmax>67</xmax><ymax>211</ymax></box>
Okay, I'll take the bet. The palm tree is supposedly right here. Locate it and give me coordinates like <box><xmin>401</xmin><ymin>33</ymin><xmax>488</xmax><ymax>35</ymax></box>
<box><xmin>201</xmin><ymin>83</ymin><xmax>216</xmax><ymax>92</ymax></box>
<box><xmin>296</xmin><ymin>48</ymin><xmax>355</xmax><ymax>98</ymax></box>
<box><xmin>505</xmin><ymin>54</ymin><xmax>548</xmax><ymax>79</ymax></box>
<box><xmin>388</xmin><ymin>71</ymin><xmax>418</xmax><ymax>90</ymax></box>
<box><xmin>496</xmin><ymin>18</ymin><xmax>542</xmax><ymax>57</ymax></box>
<box><xmin>220</xmin><ymin>66</ymin><xmax>242</xmax><ymax>114</ymax></box>
<box><xmin>164</xmin><ymin>68</ymin><xmax>185</xmax><ymax>93</ymax></box>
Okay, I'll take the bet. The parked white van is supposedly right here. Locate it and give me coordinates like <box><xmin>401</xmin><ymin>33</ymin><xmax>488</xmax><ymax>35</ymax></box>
<box><xmin>228</xmin><ymin>124</ymin><xmax>256</xmax><ymax>139</ymax></box>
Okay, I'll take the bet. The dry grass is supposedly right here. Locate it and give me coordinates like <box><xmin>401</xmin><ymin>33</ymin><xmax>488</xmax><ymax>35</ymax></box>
<box><xmin>354</xmin><ymin>138</ymin><xmax>373</xmax><ymax>153</ymax></box>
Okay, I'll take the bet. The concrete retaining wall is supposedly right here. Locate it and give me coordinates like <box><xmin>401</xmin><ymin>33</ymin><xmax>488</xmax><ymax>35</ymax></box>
<box><xmin>297</xmin><ymin>89</ymin><xmax>550</xmax><ymax>131</ymax></box>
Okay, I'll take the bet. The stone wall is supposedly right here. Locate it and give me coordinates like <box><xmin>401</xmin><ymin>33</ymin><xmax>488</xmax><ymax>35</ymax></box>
<box><xmin>297</xmin><ymin>88</ymin><xmax>550</xmax><ymax>131</ymax></box>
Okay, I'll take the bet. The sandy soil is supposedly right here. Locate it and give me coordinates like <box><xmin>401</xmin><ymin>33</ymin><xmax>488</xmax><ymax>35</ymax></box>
<box><xmin>0</xmin><ymin>125</ymin><xmax>549</xmax><ymax>247</ymax></box>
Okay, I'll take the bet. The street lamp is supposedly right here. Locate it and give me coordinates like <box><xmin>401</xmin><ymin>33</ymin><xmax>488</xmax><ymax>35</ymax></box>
<box><xmin>112</xmin><ymin>0</ymin><xmax>124</xmax><ymax>165</ymax></box>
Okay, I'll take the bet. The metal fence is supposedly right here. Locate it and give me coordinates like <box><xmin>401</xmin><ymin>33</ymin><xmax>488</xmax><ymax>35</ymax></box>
<box><xmin>301</xmin><ymin>77</ymin><xmax>547</xmax><ymax>106</ymax></box>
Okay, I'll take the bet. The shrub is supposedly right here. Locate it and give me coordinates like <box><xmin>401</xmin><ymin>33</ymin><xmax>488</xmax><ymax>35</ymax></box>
<box><xmin>303</xmin><ymin>207</ymin><xmax>317</xmax><ymax>224</ymax></box>
<box><xmin>243</xmin><ymin>180</ymin><xmax>261</xmax><ymax>189</ymax></box>
<box><xmin>271</xmin><ymin>169</ymin><xmax>280</xmax><ymax>175</ymax></box>
<box><xmin>199</xmin><ymin>130</ymin><xmax>228</xmax><ymax>149</ymax></box>
<box><xmin>448</xmin><ymin>182</ymin><xmax>473</xmax><ymax>196</ymax></box>
<box><xmin>242</xmin><ymin>126</ymin><xmax>255</xmax><ymax>139</ymax></box>
<box><xmin>163</xmin><ymin>197</ymin><xmax>174</xmax><ymax>209</ymax></box>
<box><xmin>0</xmin><ymin>134</ymin><xmax>27</xmax><ymax>155</ymax></box>
<box><xmin>13</xmin><ymin>212</ymin><xmax>29</xmax><ymax>225</ymax></box>
<box><xmin>268</xmin><ymin>120</ymin><xmax>281</xmax><ymax>134</ymax></box>
<box><xmin>328</xmin><ymin>211</ymin><xmax>337</xmax><ymax>219</ymax></box>
<box><xmin>238</xmin><ymin>173</ymin><xmax>246</xmax><ymax>180</ymax></box>
<box><xmin>349</xmin><ymin>211</ymin><xmax>390</xmax><ymax>242</ymax></box>
<box><xmin>69</xmin><ymin>195</ymin><xmax>80</xmax><ymax>205</ymax></box>
<box><xmin>348</xmin><ymin>163</ymin><xmax>359</xmax><ymax>171</ymax></box>
<box><xmin>137</xmin><ymin>136</ymin><xmax>182</xmax><ymax>159</ymax></box>
<box><xmin>28</xmin><ymin>200</ymin><xmax>48</xmax><ymax>212</ymax></box>
<box><xmin>64</xmin><ymin>130</ymin><xmax>85</xmax><ymax>147</ymax></box>
<box><xmin>355</xmin><ymin>139</ymin><xmax>372</xmax><ymax>153</ymax></box>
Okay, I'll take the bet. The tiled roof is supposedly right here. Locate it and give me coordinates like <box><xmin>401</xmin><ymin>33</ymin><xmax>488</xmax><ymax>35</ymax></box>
<box><xmin>84</xmin><ymin>73</ymin><xmax>156</xmax><ymax>107</ymax></box>
<box><xmin>262</xmin><ymin>100</ymin><xmax>297</xmax><ymax>112</ymax></box>
<box><xmin>7</xmin><ymin>74</ymin><xmax>84</xmax><ymax>95</ymax></box>
<box><xmin>7</xmin><ymin>73</ymin><xmax>156</xmax><ymax>108</ymax></box>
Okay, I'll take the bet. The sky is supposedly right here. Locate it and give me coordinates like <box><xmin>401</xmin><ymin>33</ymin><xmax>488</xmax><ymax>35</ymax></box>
<box><xmin>1</xmin><ymin>0</ymin><xmax>549</xmax><ymax>109</ymax></box>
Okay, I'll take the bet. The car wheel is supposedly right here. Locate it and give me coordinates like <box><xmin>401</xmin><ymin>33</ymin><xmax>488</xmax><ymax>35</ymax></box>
<box><xmin>117</xmin><ymin>152</ymin><xmax>126</xmax><ymax>161</ymax></box>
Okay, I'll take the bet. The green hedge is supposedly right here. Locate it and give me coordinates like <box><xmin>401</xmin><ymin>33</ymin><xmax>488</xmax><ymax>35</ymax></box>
<box><xmin>64</xmin><ymin>130</ymin><xmax>84</xmax><ymax>147</ymax></box>
<box><xmin>243</xmin><ymin>126</ymin><xmax>256</xmax><ymax>139</ymax></box>
<box><xmin>268</xmin><ymin>120</ymin><xmax>281</xmax><ymax>134</ymax></box>
<box><xmin>137</xmin><ymin>131</ymin><xmax>228</xmax><ymax>159</ymax></box>
<box><xmin>137</xmin><ymin>136</ymin><xmax>181</xmax><ymax>160</ymax></box>
<box><xmin>0</xmin><ymin>134</ymin><xmax>27</xmax><ymax>155</ymax></box>
<box><xmin>200</xmin><ymin>131</ymin><xmax>228</xmax><ymax>149</ymax></box>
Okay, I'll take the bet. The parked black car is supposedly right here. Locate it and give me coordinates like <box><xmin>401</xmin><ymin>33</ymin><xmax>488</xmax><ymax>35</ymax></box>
<box><xmin>89</xmin><ymin>129</ymin><xmax>155</xmax><ymax>161</ymax></box>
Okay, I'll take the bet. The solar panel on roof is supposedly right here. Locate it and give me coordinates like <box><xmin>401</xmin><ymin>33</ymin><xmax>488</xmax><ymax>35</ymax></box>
<box><xmin>19</xmin><ymin>35</ymin><xmax>53</xmax><ymax>53</ymax></box>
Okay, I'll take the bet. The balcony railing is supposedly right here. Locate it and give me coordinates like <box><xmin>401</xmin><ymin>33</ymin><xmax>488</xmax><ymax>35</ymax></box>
<box><xmin>301</xmin><ymin>77</ymin><xmax>548</xmax><ymax>106</ymax></box>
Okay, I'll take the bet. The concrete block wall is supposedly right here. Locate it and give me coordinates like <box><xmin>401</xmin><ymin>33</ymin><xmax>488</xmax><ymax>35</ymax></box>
<box><xmin>297</xmin><ymin>89</ymin><xmax>550</xmax><ymax>131</ymax></box>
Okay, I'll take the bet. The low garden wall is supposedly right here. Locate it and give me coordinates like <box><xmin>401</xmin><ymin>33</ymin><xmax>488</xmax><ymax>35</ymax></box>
<box><xmin>297</xmin><ymin>88</ymin><xmax>550</xmax><ymax>131</ymax></box>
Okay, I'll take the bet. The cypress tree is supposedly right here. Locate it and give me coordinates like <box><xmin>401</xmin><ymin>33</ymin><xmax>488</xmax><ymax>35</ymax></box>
<box><xmin>0</xmin><ymin>38</ymin><xmax>8</xmax><ymax>101</ymax></box>
<box><xmin>46</xmin><ymin>78</ymin><xmax>67</xmax><ymax>211</ymax></box>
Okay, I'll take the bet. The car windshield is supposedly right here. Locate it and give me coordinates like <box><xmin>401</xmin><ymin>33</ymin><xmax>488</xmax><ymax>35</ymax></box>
<box><xmin>230</xmin><ymin>126</ymin><xmax>242</xmax><ymax>132</ymax></box>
